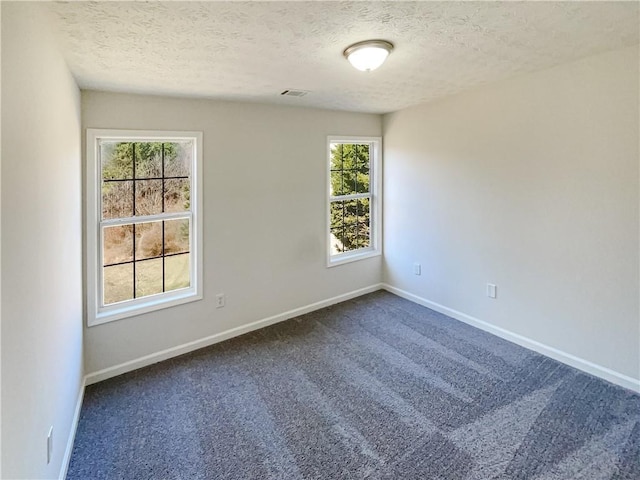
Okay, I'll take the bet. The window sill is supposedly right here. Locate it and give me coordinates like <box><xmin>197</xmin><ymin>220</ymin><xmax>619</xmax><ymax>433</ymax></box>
<box><xmin>89</xmin><ymin>289</ymin><xmax>203</xmax><ymax>327</ymax></box>
<box><xmin>327</xmin><ymin>248</ymin><xmax>381</xmax><ymax>268</ymax></box>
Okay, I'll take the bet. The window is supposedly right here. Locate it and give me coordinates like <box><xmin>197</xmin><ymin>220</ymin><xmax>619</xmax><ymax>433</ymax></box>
<box><xmin>327</xmin><ymin>136</ymin><xmax>381</xmax><ymax>266</ymax></box>
<box><xmin>86</xmin><ymin>130</ymin><xmax>203</xmax><ymax>326</ymax></box>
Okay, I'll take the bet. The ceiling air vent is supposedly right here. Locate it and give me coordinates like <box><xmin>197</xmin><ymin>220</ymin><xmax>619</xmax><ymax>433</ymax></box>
<box><xmin>280</xmin><ymin>89</ymin><xmax>310</xmax><ymax>97</ymax></box>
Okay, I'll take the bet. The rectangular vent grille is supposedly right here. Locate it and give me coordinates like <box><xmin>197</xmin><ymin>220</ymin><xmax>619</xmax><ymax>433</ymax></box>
<box><xmin>281</xmin><ymin>89</ymin><xmax>309</xmax><ymax>97</ymax></box>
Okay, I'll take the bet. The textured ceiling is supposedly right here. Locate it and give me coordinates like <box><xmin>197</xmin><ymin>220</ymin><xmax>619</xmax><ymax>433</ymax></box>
<box><xmin>44</xmin><ymin>1</ymin><xmax>639</xmax><ymax>114</ymax></box>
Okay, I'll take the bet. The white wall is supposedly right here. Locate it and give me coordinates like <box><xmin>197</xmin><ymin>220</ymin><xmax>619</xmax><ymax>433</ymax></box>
<box><xmin>82</xmin><ymin>91</ymin><xmax>382</xmax><ymax>375</ymax></box>
<box><xmin>0</xmin><ymin>4</ymin><xmax>3</xmax><ymax>477</ymax></box>
<box><xmin>383</xmin><ymin>46</ymin><xmax>639</xmax><ymax>383</ymax></box>
<box><xmin>1</xmin><ymin>3</ymin><xmax>83</xmax><ymax>479</ymax></box>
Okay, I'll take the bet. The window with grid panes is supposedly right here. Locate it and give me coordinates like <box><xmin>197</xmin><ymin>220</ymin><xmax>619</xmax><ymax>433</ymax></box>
<box><xmin>327</xmin><ymin>137</ymin><xmax>381</xmax><ymax>266</ymax></box>
<box><xmin>86</xmin><ymin>130</ymin><xmax>202</xmax><ymax>325</ymax></box>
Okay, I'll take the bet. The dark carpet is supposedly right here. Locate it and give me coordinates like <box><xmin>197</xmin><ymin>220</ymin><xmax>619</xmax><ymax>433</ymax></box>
<box><xmin>67</xmin><ymin>291</ymin><xmax>640</xmax><ymax>479</ymax></box>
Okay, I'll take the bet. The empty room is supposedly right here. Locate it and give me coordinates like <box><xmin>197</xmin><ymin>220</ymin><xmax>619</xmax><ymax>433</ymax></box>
<box><xmin>1</xmin><ymin>1</ymin><xmax>639</xmax><ymax>479</ymax></box>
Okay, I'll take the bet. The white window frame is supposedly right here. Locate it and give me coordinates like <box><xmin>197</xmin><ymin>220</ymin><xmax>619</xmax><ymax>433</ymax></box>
<box><xmin>326</xmin><ymin>136</ymin><xmax>382</xmax><ymax>267</ymax></box>
<box><xmin>86</xmin><ymin>129</ymin><xmax>203</xmax><ymax>326</ymax></box>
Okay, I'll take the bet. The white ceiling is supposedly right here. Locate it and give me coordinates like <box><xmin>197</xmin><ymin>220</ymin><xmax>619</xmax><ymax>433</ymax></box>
<box><xmin>44</xmin><ymin>1</ymin><xmax>639</xmax><ymax>114</ymax></box>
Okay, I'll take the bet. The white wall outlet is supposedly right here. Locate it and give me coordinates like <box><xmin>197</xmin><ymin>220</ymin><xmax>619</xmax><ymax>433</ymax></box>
<box><xmin>413</xmin><ymin>263</ymin><xmax>421</xmax><ymax>275</ymax></box>
<box><xmin>487</xmin><ymin>283</ymin><xmax>497</xmax><ymax>299</ymax></box>
<box><xmin>215</xmin><ymin>293</ymin><xmax>225</xmax><ymax>308</ymax></box>
<box><xmin>47</xmin><ymin>426</ymin><xmax>53</xmax><ymax>464</ymax></box>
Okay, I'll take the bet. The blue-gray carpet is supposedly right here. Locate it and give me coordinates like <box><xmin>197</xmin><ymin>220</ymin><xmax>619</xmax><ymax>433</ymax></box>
<box><xmin>67</xmin><ymin>291</ymin><xmax>640</xmax><ymax>479</ymax></box>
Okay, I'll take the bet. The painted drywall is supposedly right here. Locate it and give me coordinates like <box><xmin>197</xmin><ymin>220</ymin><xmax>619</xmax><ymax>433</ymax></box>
<box><xmin>82</xmin><ymin>91</ymin><xmax>382</xmax><ymax>374</ymax></box>
<box><xmin>0</xmin><ymin>4</ymin><xmax>3</xmax><ymax>477</ymax></box>
<box><xmin>383</xmin><ymin>45</ymin><xmax>640</xmax><ymax>381</ymax></box>
<box><xmin>1</xmin><ymin>3</ymin><xmax>83</xmax><ymax>479</ymax></box>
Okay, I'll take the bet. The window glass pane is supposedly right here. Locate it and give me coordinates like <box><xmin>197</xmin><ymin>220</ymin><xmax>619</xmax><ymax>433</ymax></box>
<box><xmin>134</xmin><ymin>142</ymin><xmax>163</xmax><ymax>179</ymax></box>
<box><xmin>330</xmin><ymin>144</ymin><xmax>370</xmax><ymax>196</ymax></box>
<box><xmin>164</xmin><ymin>219</ymin><xmax>190</xmax><ymax>255</ymax></box>
<box><xmin>330</xmin><ymin>198</ymin><xmax>371</xmax><ymax>253</ymax></box>
<box><xmin>135</xmin><ymin>258</ymin><xmax>163</xmax><ymax>298</ymax></box>
<box><xmin>341</xmin><ymin>169</ymin><xmax>358</xmax><ymax>195</ymax></box>
<box><xmin>103</xmin><ymin>225</ymin><xmax>133</xmax><ymax>265</ymax></box>
<box><xmin>341</xmin><ymin>145</ymin><xmax>358</xmax><ymax>169</ymax></box>
<box><xmin>330</xmin><ymin>201</ymin><xmax>344</xmax><ymax>229</ymax></box>
<box><xmin>357</xmin><ymin>223</ymin><xmax>370</xmax><ymax>249</ymax></box>
<box><xmin>164</xmin><ymin>178</ymin><xmax>190</xmax><ymax>213</ymax></box>
<box><xmin>341</xmin><ymin>199</ymin><xmax>358</xmax><ymax>253</ymax></box>
<box><xmin>165</xmin><ymin>253</ymin><xmax>190</xmax><ymax>291</ymax></box>
<box><xmin>356</xmin><ymin>199</ymin><xmax>371</xmax><ymax>250</ymax></box>
<box><xmin>357</xmin><ymin>198</ymin><xmax>370</xmax><ymax>250</ymax></box>
<box><xmin>344</xmin><ymin>145</ymin><xmax>358</xmax><ymax>195</ymax></box>
<box><xmin>356</xmin><ymin>144</ymin><xmax>370</xmax><ymax>168</ymax></box>
<box><xmin>135</xmin><ymin>222</ymin><xmax>163</xmax><ymax>260</ymax></box>
<box><xmin>343</xmin><ymin>200</ymin><xmax>358</xmax><ymax>227</ymax></box>
<box><xmin>135</xmin><ymin>179</ymin><xmax>163</xmax><ymax>216</ymax></box>
<box><xmin>104</xmin><ymin>263</ymin><xmax>133</xmax><ymax>305</ymax></box>
<box><xmin>357</xmin><ymin>198</ymin><xmax>370</xmax><ymax>224</ymax></box>
<box><xmin>330</xmin><ymin>200</ymin><xmax>362</xmax><ymax>253</ymax></box>
<box><xmin>330</xmin><ymin>143</ymin><xmax>343</xmax><ymax>170</ymax></box>
<box><xmin>164</xmin><ymin>141</ymin><xmax>192</xmax><ymax>177</ymax></box>
<box><xmin>342</xmin><ymin>225</ymin><xmax>359</xmax><ymax>252</ymax></box>
<box><xmin>329</xmin><ymin>170</ymin><xmax>342</xmax><ymax>197</ymax></box>
<box><xmin>102</xmin><ymin>180</ymin><xmax>133</xmax><ymax>220</ymax></box>
<box><xmin>101</xmin><ymin>142</ymin><xmax>132</xmax><ymax>180</ymax></box>
<box><xmin>330</xmin><ymin>228</ymin><xmax>345</xmax><ymax>254</ymax></box>
<box><xmin>356</xmin><ymin>167</ymin><xmax>370</xmax><ymax>194</ymax></box>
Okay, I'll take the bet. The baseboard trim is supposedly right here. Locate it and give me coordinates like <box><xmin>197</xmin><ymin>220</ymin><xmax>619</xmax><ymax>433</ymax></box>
<box><xmin>59</xmin><ymin>376</ymin><xmax>86</xmax><ymax>480</ymax></box>
<box><xmin>381</xmin><ymin>283</ymin><xmax>640</xmax><ymax>393</ymax></box>
<box><xmin>85</xmin><ymin>284</ymin><xmax>383</xmax><ymax>385</ymax></box>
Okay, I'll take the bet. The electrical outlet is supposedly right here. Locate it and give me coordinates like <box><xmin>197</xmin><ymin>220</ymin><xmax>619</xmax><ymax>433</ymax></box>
<box><xmin>487</xmin><ymin>284</ymin><xmax>497</xmax><ymax>299</ymax></box>
<box><xmin>47</xmin><ymin>426</ymin><xmax>53</xmax><ymax>464</ymax></box>
<box><xmin>215</xmin><ymin>293</ymin><xmax>225</xmax><ymax>308</ymax></box>
<box><xmin>413</xmin><ymin>263</ymin><xmax>421</xmax><ymax>275</ymax></box>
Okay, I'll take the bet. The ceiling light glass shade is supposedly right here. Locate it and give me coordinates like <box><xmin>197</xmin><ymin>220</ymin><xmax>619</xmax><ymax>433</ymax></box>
<box><xmin>343</xmin><ymin>40</ymin><xmax>394</xmax><ymax>72</ymax></box>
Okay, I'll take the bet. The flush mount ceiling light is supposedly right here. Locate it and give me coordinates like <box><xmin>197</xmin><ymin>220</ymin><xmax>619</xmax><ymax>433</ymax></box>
<box><xmin>343</xmin><ymin>39</ymin><xmax>394</xmax><ymax>72</ymax></box>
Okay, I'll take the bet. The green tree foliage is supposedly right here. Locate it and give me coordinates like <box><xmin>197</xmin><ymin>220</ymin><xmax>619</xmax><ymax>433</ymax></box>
<box><xmin>329</xmin><ymin>143</ymin><xmax>371</xmax><ymax>253</ymax></box>
<box><xmin>102</xmin><ymin>142</ymin><xmax>181</xmax><ymax>179</ymax></box>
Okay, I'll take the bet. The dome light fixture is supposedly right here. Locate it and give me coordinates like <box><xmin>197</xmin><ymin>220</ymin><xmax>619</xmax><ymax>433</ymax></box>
<box><xmin>343</xmin><ymin>39</ymin><xmax>394</xmax><ymax>72</ymax></box>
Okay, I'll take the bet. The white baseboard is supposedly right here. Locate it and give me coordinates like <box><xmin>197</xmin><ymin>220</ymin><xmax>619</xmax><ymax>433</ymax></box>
<box><xmin>381</xmin><ymin>283</ymin><xmax>640</xmax><ymax>393</ymax></box>
<box><xmin>85</xmin><ymin>284</ymin><xmax>383</xmax><ymax>385</ymax></box>
<box><xmin>59</xmin><ymin>377</ymin><xmax>86</xmax><ymax>480</ymax></box>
